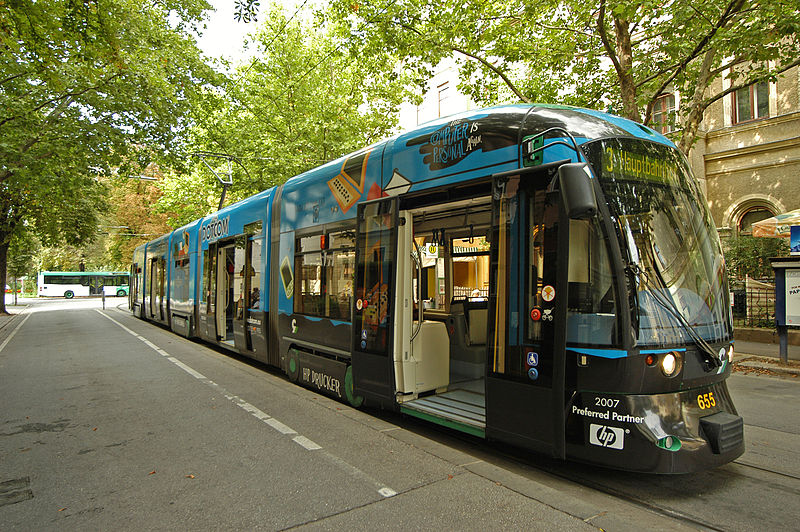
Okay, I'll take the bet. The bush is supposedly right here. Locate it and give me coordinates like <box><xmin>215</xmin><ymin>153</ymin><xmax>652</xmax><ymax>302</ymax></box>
<box><xmin>724</xmin><ymin>235</ymin><xmax>789</xmax><ymax>285</ymax></box>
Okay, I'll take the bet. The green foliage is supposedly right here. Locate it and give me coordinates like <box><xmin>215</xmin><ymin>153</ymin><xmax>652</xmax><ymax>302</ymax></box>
<box><xmin>7</xmin><ymin>229</ymin><xmax>39</xmax><ymax>279</ymax></box>
<box><xmin>0</xmin><ymin>0</ymin><xmax>219</xmax><ymax>310</ymax></box>
<box><xmin>155</xmin><ymin>169</ymin><xmax>220</xmax><ymax>227</ymax></box>
<box><xmin>36</xmin><ymin>246</ymin><xmax>85</xmax><ymax>272</ymax></box>
<box><xmin>723</xmin><ymin>235</ymin><xmax>789</xmax><ymax>283</ymax></box>
<box><xmin>179</xmin><ymin>4</ymin><xmax>410</xmax><ymax>206</ymax></box>
<box><xmin>323</xmin><ymin>0</ymin><xmax>800</xmax><ymax>151</ymax></box>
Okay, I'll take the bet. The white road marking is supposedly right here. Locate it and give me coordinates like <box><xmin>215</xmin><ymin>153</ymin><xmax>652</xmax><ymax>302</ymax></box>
<box><xmin>293</xmin><ymin>435</ymin><xmax>322</xmax><ymax>450</ymax></box>
<box><xmin>98</xmin><ymin>309</ymin><xmax>397</xmax><ymax>499</ymax></box>
<box><xmin>265</xmin><ymin>417</ymin><xmax>297</xmax><ymax>435</ymax></box>
<box><xmin>0</xmin><ymin>312</ymin><xmax>31</xmax><ymax>354</ymax></box>
<box><xmin>96</xmin><ymin>310</ymin><xmax>300</xmax><ymax>439</ymax></box>
<box><xmin>167</xmin><ymin>357</ymin><xmax>208</xmax><ymax>380</ymax></box>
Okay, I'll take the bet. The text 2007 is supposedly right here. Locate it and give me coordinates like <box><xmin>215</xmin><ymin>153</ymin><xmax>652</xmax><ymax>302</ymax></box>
<box><xmin>595</xmin><ymin>397</ymin><xmax>620</xmax><ymax>408</ymax></box>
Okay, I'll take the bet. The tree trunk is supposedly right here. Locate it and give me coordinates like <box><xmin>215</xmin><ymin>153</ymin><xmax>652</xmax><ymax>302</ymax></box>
<box><xmin>677</xmin><ymin>48</ymin><xmax>717</xmax><ymax>154</ymax></box>
<box><xmin>0</xmin><ymin>239</ymin><xmax>8</xmax><ymax>315</ymax></box>
<box><xmin>614</xmin><ymin>16</ymin><xmax>640</xmax><ymax>123</ymax></box>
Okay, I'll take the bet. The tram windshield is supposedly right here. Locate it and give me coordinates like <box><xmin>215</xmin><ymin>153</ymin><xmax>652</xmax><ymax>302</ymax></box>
<box><xmin>583</xmin><ymin>138</ymin><xmax>732</xmax><ymax>346</ymax></box>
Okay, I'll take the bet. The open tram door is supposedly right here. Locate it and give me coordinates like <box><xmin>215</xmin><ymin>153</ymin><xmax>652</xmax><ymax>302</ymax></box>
<box><xmin>487</xmin><ymin>163</ymin><xmax>595</xmax><ymax>458</ymax></box>
<box><xmin>351</xmin><ymin>197</ymin><xmax>399</xmax><ymax>406</ymax></box>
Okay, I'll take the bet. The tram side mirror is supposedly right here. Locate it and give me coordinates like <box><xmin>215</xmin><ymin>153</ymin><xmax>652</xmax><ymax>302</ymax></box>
<box><xmin>559</xmin><ymin>163</ymin><xmax>598</xmax><ymax>220</ymax></box>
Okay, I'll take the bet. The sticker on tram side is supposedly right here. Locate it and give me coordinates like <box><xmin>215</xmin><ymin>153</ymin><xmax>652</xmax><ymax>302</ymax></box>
<box><xmin>589</xmin><ymin>424</ymin><xmax>625</xmax><ymax>450</ymax></box>
<box><xmin>296</xmin><ymin>351</ymin><xmax>347</xmax><ymax>400</ymax></box>
<box><xmin>572</xmin><ymin>400</ymin><xmax>645</xmax><ymax>424</ymax></box>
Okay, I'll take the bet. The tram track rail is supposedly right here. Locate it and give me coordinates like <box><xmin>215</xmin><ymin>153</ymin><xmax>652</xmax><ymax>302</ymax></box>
<box><xmin>499</xmin><ymin>442</ymin><xmax>800</xmax><ymax>531</ymax></box>
<box><xmin>732</xmin><ymin>459</ymin><xmax>800</xmax><ymax>482</ymax></box>
<box><xmin>388</xmin><ymin>410</ymin><xmax>799</xmax><ymax>531</ymax></box>
<box><xmin>500</xmin><ymin>452</ymin><xmax>727</xmax><ymax>531</ymax></box>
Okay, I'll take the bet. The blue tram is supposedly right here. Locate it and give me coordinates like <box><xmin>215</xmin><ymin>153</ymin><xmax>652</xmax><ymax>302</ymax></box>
<box><xmin>131</xmin><ymin>104</ymin><xmax>744</xmax><ymax>473</ymax></box>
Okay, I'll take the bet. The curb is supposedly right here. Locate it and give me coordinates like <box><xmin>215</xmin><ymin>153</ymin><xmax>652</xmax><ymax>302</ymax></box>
<box><xmin>735</xmin><ymin>356</ymin><xmax>800</xmax><ymax>377</ymax></box>
<box><xmin>0</xmin><ymin>309</ymin><xmax>24</xmax><ymax>333</ymax></box>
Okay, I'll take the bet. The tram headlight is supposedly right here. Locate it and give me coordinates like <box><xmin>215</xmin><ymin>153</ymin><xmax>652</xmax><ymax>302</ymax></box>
<box><xmin>728</xmin><ymin>345</ymin><xmax>734</xmax><ymax>363</ymax></box>
<box><xmin>661</xmin><ymin>351</ymin><xmax>682</xmax><ymax>377</ymax></box>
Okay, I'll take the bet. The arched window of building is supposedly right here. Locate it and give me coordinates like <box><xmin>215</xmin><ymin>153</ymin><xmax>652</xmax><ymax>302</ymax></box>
<box><xmin>738</xmin><ymin>206</ymin><xmax>774</xmax><ymax>235</ymax></box>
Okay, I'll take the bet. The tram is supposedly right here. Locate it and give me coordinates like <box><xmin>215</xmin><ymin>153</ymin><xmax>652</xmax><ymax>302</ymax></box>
<box><xmin>131</xmin><ymin>104</ymin><xmax>744</xmax><ymax>473</ymax></box>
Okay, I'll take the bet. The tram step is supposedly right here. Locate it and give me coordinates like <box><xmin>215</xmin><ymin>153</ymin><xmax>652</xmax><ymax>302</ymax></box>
<box><xmin>403</xmin><ymin>391</ymin><xmax>486</xmax><ymax>428</ymax></box>
<box><xmin>700</xmin><ymin>411</ymin><xmax>744</xmax><ymax>454</ymax></box>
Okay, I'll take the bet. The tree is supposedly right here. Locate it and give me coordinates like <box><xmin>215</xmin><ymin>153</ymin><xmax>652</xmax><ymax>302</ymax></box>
<box><xmin>7</xmin><ymin>228</ymin><xmax>38</xmax><ymax>304</ymax></box>
<box><xmin>104</xmin><ymin>178</ymin><xmax>175</xmax><ymax>271</ymax></box>
<box><xmin>0</xmin><ymin>0</ymin><xmax>218</xmax><ymax>313</ymax></box>
<box><xmin>183</xmin><ymin>5</ymin><xmax>410</xmax><ymax>204</ymax></box>
<box><xmin>323</xmin><ymin>0</ymin><xmax>800</xmax><ymax>152</ymax></box>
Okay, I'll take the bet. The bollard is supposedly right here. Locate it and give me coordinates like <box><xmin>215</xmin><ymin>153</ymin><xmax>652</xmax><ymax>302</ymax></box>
<box><xmin>102</xmin><ymin>291</ymin><xmax>106</xmax><ymax>309</ymax></box>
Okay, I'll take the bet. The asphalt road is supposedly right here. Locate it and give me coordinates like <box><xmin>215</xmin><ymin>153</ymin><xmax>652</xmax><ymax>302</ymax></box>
<box><xmin>1</xmin><ymin>298</ymin><xmax>798</xmax><ymax>531</ymax></box>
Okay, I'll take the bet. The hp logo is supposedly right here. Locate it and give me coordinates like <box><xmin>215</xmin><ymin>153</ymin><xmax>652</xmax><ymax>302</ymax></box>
<box><xmin>589</xmin><ymin>424</ymin><xmax>625</xmax><ymax>450</ymax></box>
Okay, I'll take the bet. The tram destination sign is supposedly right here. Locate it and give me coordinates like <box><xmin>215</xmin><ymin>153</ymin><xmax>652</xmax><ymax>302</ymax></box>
<box><xmin>602</xmin><ymin>146</ymin><xmax>679</xmax><ymax>185</ymax></box>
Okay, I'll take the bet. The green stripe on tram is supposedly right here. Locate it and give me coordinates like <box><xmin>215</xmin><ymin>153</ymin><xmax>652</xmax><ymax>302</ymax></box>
<box><xmin>400</xmin><ymin>406</ymin><xmax>486</xmax><ymax>438</ymax></box>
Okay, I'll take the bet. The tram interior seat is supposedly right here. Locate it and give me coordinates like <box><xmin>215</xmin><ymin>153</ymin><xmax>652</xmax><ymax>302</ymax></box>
<box><xmin>411</xmin><ymin>320</ymin><xmax>450</xmax><ymax>394</ymax></box>
<box><xmin>447</xmin><ymin>299</ymin><xmax>487</xmax><ymax>380</ymax></box>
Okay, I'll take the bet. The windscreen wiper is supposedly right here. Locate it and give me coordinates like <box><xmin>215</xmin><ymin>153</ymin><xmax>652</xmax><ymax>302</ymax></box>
<box><xmin>628</xmin><ymin>263</ymin><xmax>722</xmax><ymax>369</ymax></box>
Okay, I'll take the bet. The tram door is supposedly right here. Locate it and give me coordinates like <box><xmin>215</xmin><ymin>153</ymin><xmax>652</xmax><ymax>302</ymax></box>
<box><xmin>198</xmin><ymin>244</ymin><xmax>217</xmax><ymax>340</ymax></box>
<box><xmin>149</xmin><ymin>258</ymin><xmax>160</xmax><ymax>319</ymax></box>
<box><xmin>230</xmin><ymin>236</ymin><xmax>258</xmax><ymax>354</ymax></box>
<box><xmin>486</xmin><ymin>171</ymin><xmax>569</xmax><ymax>458</ymax></box>
<box><xmin>215</xmin><ymin>244</ymin><xmax>236</xmax><ymax>344</ymax></box>
<box><xmin>351</xmin><ymin>197</ymin><xmax>398</xmax><ymax>405</ymax></box>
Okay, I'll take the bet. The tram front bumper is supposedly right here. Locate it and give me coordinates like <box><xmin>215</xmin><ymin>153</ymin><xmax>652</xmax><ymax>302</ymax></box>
<box><xmin>565</xmin><ymin>381</ymin><xmax>744</xmax><ymax>473</ymax></box>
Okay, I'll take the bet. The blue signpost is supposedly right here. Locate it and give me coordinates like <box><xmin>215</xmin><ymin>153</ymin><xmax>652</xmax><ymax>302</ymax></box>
<box><xmin>770</xmin><ymin>254</ymin><xmax>800</xmax><ymax>364</ymax></box>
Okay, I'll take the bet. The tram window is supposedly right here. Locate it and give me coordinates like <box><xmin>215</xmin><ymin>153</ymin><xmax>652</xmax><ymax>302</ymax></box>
<box><xmin>234</xmin><ymin>237</ymin><xmax>247</xmax><ymax>319</ymax></box>
<box><xmin>295</xmin><ymin>249</ymin><xmax>324</xmax><ymax>316</ymax></box>
<box><xmin>248</xmin><ymin>238</ymin><xmax>263</xmax><ymax>310</ymax></box>
<box><xmin>294</xmin><ymin>227</ymin><xmax>355</xmax><ymax>320</ymax></box>
<box><xmin>565</xmin><ymin>219</ymin><xmax>617</xmax><ymax>345</ymax></box>
<box><xmin>326</xmin><ymin>229</ymin><xmax>355</xmax><ymax>320</ymax></box>
<box><xmin>415</xmin><ymin>238</ymin><xmax>449</xmax><ymax>311</ymax></box>
<box><xmin>451</xmin><ymin>237</ymin><xmax>490</xmax><ymax>300</ymax></box>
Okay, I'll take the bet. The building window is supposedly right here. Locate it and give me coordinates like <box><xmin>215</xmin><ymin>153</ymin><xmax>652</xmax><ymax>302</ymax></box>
<box><xmin>738</xmin><ymin>207</ymin><xmax>773</xmax><ymax>235</ymax></box>
<box><xmin>651</xmin><ymin>93</ymin><xmax>676</xmax><ymax>134</ymax></box>
<box><xmin>733</xmin><ymin>81</ymin><xmax>769</xmax><ymax>124</ymax></box>
<box><xmin>437</xmin><ymin>82</ymin><xmax>450</xmax><ymax>118</ymax></box>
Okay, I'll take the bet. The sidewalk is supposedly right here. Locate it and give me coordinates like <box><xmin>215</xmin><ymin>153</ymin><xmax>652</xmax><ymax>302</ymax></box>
<box><xmin>733</xmin><ymin>339</ymin><xmax>800</xmax><ymax>377</ymax></box>
<box><xmin>0</xmin><ymin>308</ymin><xmax>23</xmax><ymax>332</ymax></box>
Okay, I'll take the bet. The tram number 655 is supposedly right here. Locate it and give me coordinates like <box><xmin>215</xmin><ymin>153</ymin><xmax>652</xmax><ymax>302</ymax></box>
<box><xmin>697</xmin><ymin>392</ymin><xmax>716</xmax><ymax>409</ymax></box>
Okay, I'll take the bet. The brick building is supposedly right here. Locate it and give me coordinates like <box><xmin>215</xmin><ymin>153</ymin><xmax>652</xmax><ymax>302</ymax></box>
<box><xmin>686</xmin><ymin>65</ymin><xmax>800</xmax><ymax>236</ymax></box>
